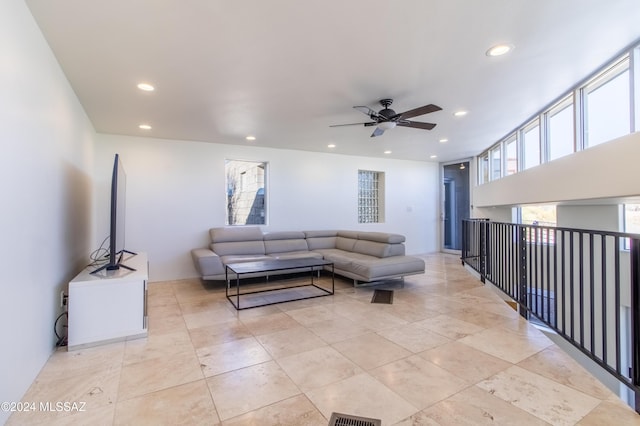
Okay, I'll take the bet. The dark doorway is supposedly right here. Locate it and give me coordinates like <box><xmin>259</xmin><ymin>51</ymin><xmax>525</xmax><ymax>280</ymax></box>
<box><xmin>443</xmin><ymin>162</ymin><xmax>470</xmax><ymax>250</ymax></box>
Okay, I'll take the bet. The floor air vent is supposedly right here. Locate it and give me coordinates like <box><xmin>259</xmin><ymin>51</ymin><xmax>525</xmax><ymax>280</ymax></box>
<box><xmin>328</xmin><ymin>412</ymin><xmax>382</xmax><ymax>426</ymax></box>
<box><xmin>371</xmin><ymin>289</ymin><xmax>393</xmax><ymax>304</ymax></box>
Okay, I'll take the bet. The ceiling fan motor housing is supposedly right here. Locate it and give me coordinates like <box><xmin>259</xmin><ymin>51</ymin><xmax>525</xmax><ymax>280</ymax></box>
<box><xmin>379</xmin><ymin>108</ymin><xmax>396</xmax><ymax>120</ymax></box>
<box><xmin>378</xmin><ymin>99</ymin><xmax>396</xmax><ymax>120</ymax></box>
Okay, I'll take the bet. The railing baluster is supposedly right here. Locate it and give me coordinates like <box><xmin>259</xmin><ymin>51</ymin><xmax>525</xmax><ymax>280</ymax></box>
<box><xmin>551</xmin><ymin>229</ymin><xmax>558</xmax><ymax>328</ymax></box>
<box><xmin>520</xmin><ymin>225</ymin><xmax>528</xmax><ymax>319</ymax></box>
<box><xmin>589</xmin><ymin>233</ymin><xmax>595</xmax><ymax>356</ymax></box>
<box><xmin>561</xmin><ymin>230</ymin><xmax>566</xmax><ymax>336</ymax></box>
<box><xmin>615</xmin><ymin>236</ymin><xmax>621</xmax><ymax>376</ymax></box>
<box><xmin>529</xmin><ymin>226</ymin><xmax>540</xmax><ymax>314</ymax></box>
<box><xmin>545</xmin><ymin>228</ymin><xmax>549</xmax><ymax>323</ymax></box>
<box><xmin>631</xmin><ymin>238</ymin><xmax>640</xmax><ymax>411</ymax></box>
<box><xmin>602</xmin><ymin>235</ymin><xmax>607</xmax><ymax>365</ymax></box>
<box><xmin>570</xmin><ymin>231</ymin><xmax>575</xmax><ymax>341</ymax></box>
<box><xmin>579</xmin><ymin>231</ymin><xmax>585</xmax><ymax>349</ymax></box>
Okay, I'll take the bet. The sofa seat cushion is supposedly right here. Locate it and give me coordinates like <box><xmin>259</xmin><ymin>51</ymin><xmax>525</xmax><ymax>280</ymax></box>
<box><xmin>347</xmin><ymin>255</ymin><xmax>425</xmax><ymax>281</ymax></box>
<box><xmin>316</xmin><ymin>249</ymin><xmax>424</xmax><ymax>281</ymax></box>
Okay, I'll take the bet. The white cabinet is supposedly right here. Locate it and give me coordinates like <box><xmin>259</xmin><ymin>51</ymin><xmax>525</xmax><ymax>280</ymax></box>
<box><xmin>68</xmin><ymin>253</ymin><xmax>148</xmax><ymax>350</ymax></box>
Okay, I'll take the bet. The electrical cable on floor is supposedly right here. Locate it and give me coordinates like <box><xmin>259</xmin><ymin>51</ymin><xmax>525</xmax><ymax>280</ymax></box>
<box><xmin>54</xmin><ymin>311</ymin><xmax>68</xmax><ymax>347</ymax></box>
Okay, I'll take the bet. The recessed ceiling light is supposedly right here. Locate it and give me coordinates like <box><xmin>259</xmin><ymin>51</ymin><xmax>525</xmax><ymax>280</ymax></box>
<box><xmin>454</xmin><ymin>110</ymin><xmax>468</xmax><ymax>117</ymax></box>
<box><xmin>486</xmin><ymin>44</ymin><xmax>514</xmax><ymax>57</ymax></box>
<box><xmin>439</xmin><ymin>138</ymin><xmax>448</xmax><ymax>143</ymax></box>
<box><xmin>138</xmin><ymin>124</ymin><xmax>152</xmax><ymax>130</ymax></box>
<box><xmin>137</xmin><ymin>83</ymin><xmax>155</xmax><ymax>91</ymax></box>
<box><xmin>328</xmin><ymin>144</ymin><xmax>336</xmax><ymax>148</ymax></box>
<box><xmin>245</xmin><ymin>135</ymin><xmax>256</xmax><ymax>141</ymax></box>
<box><xmin>430</xmin><ymin>155</ymin><xmax>437</xmax><ymax>159</ymax></box>
<box><xmin>384</xmin><ymin>150</ymin><xmax>392</xmax><ymax>154</ymax></box>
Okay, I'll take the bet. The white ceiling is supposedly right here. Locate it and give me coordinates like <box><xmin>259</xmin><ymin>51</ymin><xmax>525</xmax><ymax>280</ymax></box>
<box><xmin>26</xmin><ymin>0</ymin><xmax>640</xmax><ymax>162</ymax></box>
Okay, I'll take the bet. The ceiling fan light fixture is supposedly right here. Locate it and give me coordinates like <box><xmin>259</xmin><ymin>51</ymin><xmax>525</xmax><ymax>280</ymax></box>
<box><xmin>377</xmin><ymin>121</ymin><xmax>396</xmax><ymax>131</ymax></box>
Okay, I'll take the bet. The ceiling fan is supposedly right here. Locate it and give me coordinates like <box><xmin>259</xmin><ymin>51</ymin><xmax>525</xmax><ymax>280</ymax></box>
<box><xmin>330</xmin><ymin>99</ymin><xmax>442</xmax><ymax>137</ymax></box>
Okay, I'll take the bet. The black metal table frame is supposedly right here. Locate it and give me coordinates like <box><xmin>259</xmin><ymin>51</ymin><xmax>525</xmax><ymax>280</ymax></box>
<box><xmin>225</xmin><ymin>258</ymin><xmax>335</xmax><ymax>310</ymax></box>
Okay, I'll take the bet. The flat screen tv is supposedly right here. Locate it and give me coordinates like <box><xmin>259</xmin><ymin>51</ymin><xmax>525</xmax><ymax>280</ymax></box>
<box><xmin>91</xmin><ymin>153</ymin><xmax>136</xmax><ymax>274</ymax></box>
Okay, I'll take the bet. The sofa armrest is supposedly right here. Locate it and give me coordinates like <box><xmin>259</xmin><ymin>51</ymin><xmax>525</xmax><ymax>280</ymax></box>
<box><xmin>191</xmin><ymin>248</ymin><xmax>225</xmax><ymax>277</ymax></box>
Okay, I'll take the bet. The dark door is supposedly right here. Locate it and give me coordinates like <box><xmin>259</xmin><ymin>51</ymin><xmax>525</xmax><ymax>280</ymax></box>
<box><xmin>443</xmin><ymin>162</ymin><xmax>470</xmax><ymax>250</ymax></box>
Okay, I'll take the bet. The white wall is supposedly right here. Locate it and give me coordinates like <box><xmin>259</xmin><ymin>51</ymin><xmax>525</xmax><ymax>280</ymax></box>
<box><xmin>472</xmin><ymin>206</ymin><xmax>513</xmax><ymax>222</ymax></box>
<box><xmin>95</xmin><ymin>134</ymin><xmax>440</xmax><ymax>281</ymax></box>
<box><xmin>0</xmin><ymin>1</ymin><xmax>96</xmax><ymax>423</ymax></box>
<box><xmin>556</xmin><ymin>204</ymin><xmax>621</xmax><ymax>232</ymax></box>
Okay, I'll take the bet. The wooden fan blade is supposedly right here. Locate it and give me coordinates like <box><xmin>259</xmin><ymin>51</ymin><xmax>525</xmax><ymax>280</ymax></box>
<box><xmin>397</xmin><ymin>121</ymin><xmax>437</xmax><ymax>130</ymax></box>
<box><xmin>370</xmin><ymin>127</ymin><xmax>385</xmax><ymax>137</ymax></box>
<box><xmin>393</xmin><ymin>104</ymin><xmax>442</xmax><ymax>120</ymax></box>
<box><xmin>329</xmin><ymin>122</ymin><xmax>376</xmax><ymax>127</ymax></box>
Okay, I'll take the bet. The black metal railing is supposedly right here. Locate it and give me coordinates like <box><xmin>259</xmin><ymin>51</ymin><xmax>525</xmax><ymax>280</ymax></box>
<box><xmin>462</xmin><ymin>218</ymin><xmax>640</xmax><ymax>412</ymax></box>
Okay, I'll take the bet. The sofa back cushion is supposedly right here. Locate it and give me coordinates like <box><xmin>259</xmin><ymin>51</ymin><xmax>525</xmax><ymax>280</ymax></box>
<box><xmin>304</xmin><ymin>230</ymin><xmax>338</xmax><ymax>250</ymax></box>
<box><xmin>350</xmin><ymin>231</ymin><xmax>406</xmax><ymax>257</ymax></box>
<box><xmin>209</xmin><ymin>227</ymin><xmax>265</xmax><ymax>256</ymax></box>
<box><xmin>335</xmin><ymin>230</ymin><xmax>358</xmax><ymax>251</ymax></box>
<box><xmin>264</xmin><ymin>231</ymin><xmax>309</xmax><ymax>254</ymax></box>
<box><xmin>353</xmin><ymin>240</ymin><xmax>405</xmax><ymax>257</ymax></box>
<box><xmin>357</xmin><ymin>231</ymin><xmax>405</xmax><ymax>244</ymax></box>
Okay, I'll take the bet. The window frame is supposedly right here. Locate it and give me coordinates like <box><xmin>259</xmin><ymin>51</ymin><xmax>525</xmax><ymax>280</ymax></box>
<box><xmin>582</xmin><ymin>56</ymin><xmax>631</xmax><ymax>148</ymax></box>
<box><xmin>489</xmin><ymin>145</ymin><xmax>502</xmax><ymax>181</ymax></box>
<box><xmin>522</xmin><ymin>118</ymin><xmax>541</xmax><ymax>170</ymax></box>
<box><xmin>225</xmin><ymin>159</ymin><xmax>268</xmax><ymax>226</ymax></box>
<box><xmin>546</xmin><ymin>95</ymin><xmax>575</xmax><ymax>161</ymax></box>
<box><xmin>478</xmin><ymin>152</ymin><xmax>489</xmax><ymax>185</ymax></box>
<box><xmin>504</xmin><ymin>134</ymin><xmax>518</xmax><ymax>176</ymax></box>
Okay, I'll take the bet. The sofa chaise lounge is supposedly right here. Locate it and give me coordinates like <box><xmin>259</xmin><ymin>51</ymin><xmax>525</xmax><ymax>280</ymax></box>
<box><xmin>191</xmin><ymin>227</ymin><xmax>425</xmax><ymax>286</ymax></box>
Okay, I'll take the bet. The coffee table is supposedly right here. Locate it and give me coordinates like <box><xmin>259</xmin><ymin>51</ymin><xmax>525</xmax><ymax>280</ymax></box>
<box><xmin>225</xmin><ymin>257</ymin><xmax>334</xmax><ymax>310</ymax></box>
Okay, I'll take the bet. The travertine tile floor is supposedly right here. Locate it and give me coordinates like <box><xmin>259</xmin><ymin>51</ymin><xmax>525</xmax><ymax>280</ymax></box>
<box><xmin>8</xmin><ymin>254</ymin><xmax>640</xmax><ymax>425</ymax></box>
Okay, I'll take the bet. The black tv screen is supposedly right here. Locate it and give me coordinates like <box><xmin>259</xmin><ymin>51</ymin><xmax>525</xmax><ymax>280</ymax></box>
<box><xmin>92</xmin><ymin>153</ymin><xmax>135</xmax><ymax>273</ymax></box>
<box><xmin>110</xmin><ymin>153</ymin><xmax>126</xmax><ymax>268</ymax></box>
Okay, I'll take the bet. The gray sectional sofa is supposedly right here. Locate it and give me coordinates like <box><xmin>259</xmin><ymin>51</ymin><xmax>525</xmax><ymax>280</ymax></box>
<box><xmin>191</xmin><ymin>227</ymin><xmax>425</xmax><ymax>285</ymax></box>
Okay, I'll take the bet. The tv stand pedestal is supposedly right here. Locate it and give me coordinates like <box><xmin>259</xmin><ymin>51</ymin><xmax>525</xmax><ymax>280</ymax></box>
<box><xmin>68</xmin><ymin>252</ymin><xmax>148</xmax><ymax>350</ymax></box>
